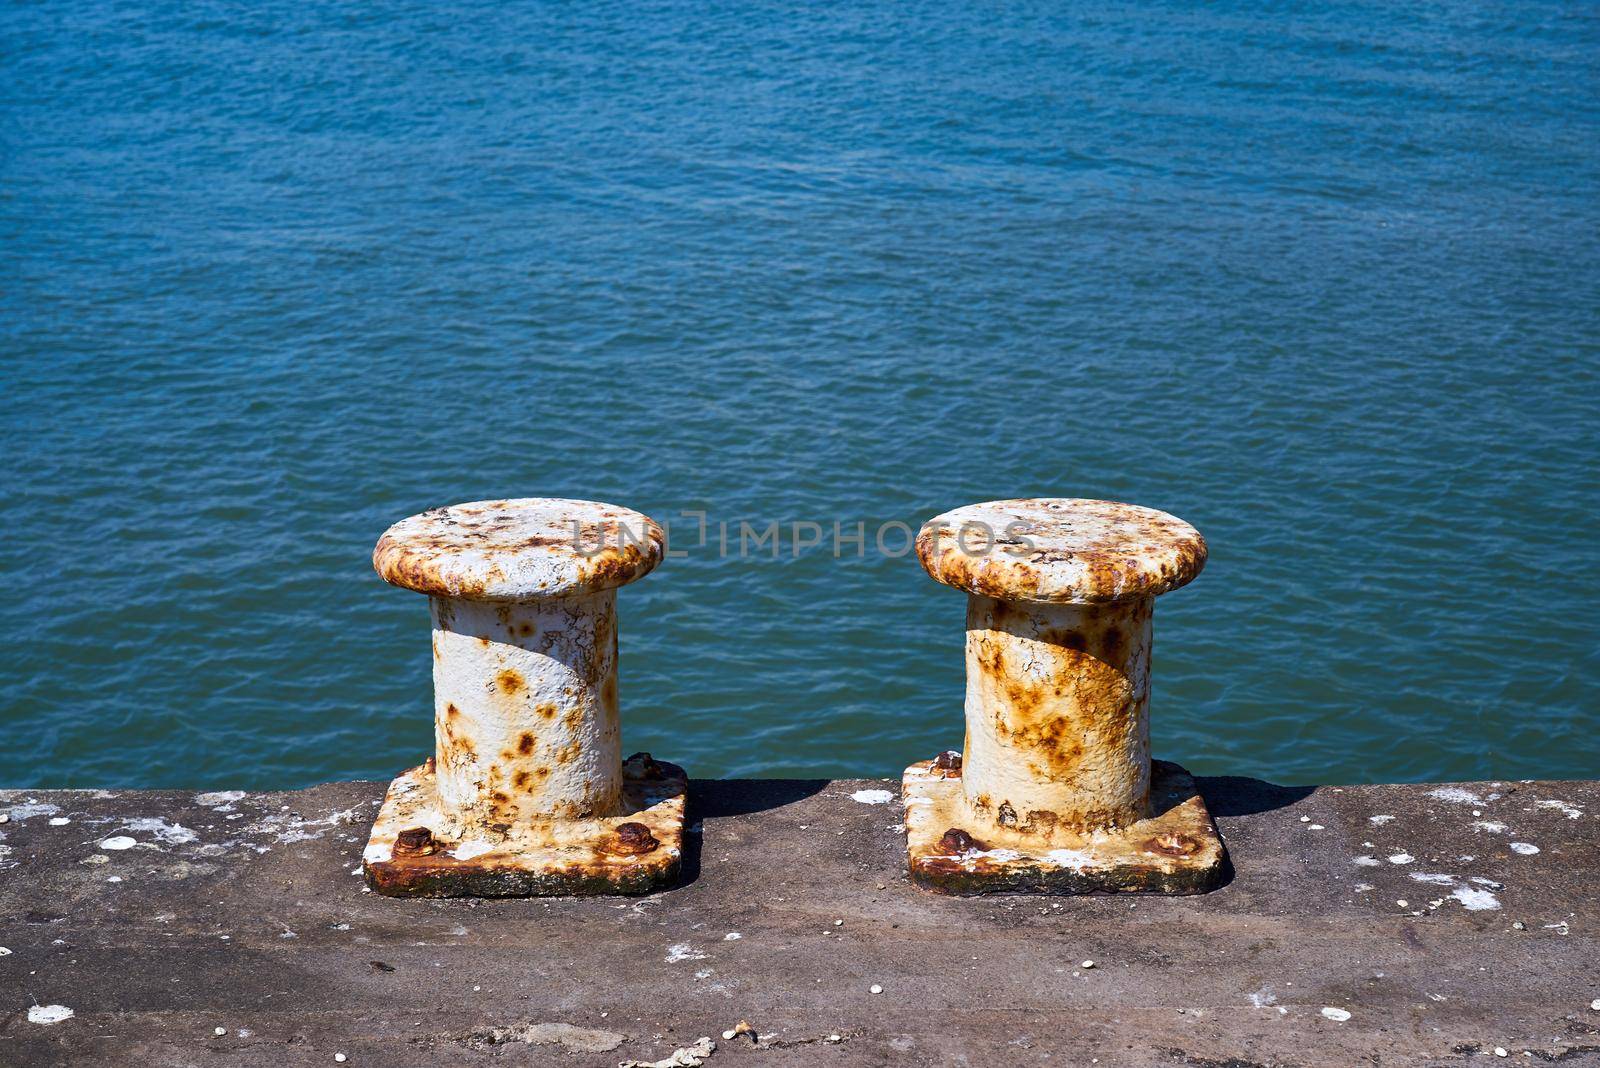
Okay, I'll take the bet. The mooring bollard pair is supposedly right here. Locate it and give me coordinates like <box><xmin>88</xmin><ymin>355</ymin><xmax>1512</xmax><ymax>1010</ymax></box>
<box><xmin>361</xmin><ymin>497</ymin><xmax>1224</xmax><ymax>899</ymax></box>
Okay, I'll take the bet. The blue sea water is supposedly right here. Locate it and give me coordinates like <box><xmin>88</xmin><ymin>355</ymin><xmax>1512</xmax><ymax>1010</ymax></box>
<box><xmin>2</xmin><ymin>1</ymin><xmax>1597</xmax><ymax>790</ymax></box>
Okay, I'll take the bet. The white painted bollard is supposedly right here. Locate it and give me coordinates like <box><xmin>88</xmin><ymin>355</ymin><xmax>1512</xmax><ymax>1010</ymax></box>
<box><xmin>361</xmin><ymin>498</ymin><xmax>686</xmax><ymax>897</ymax></box>
<box><xmin>903</xmin><ymin>498</ymin><xmax>1225</xmax><ymax>895</ymax></box>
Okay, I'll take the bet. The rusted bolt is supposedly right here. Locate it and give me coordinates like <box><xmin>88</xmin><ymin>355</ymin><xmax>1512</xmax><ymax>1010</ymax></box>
<box><xmin>933</xmin><ymin>750</ymin><xmax>963</xmax><ymax>773</ymax></box>
<box><xmin>394</xmin><ymin>827</ymin><xmax>437</xmax><ymax>856</ymax></box>
<box><xmin>938</xmin><ymin>828</ymin><xmax>982</xmax><ymax>854</ymax></box>
<box><xmin>915</xmin><ymin>499</ymin><xmax>1206</xmax><ymax>837</ymax></box>
<box><xmin>627</xmin><ymin>752</ymin><xmax>665</xmax><ymax>780</ymax></box>
<box><xmin>1146</xmin><ymin>832</ymin><xmax>1199</xmax><ymax>857</ymax></box>
<box><xmin>610</xmin><ymin>822</ymin><xmax>660</xmax><ymax>855</ymax></box>
<box><xmin>363</xmin><ymin>498</ymin><xmax>687</xmax><ymax>896</ymax></box>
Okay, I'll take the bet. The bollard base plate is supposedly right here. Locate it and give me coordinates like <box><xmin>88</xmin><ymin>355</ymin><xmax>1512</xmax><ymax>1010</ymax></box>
<box><xmin>362</xmin><ymin>753</ymin><xmax>687</xmax><ymax>897</ymax></box>
<box><xmin>902</xmin><ymin>758</ymin><xmax>1225</xmax><ymax>895</ymax></box>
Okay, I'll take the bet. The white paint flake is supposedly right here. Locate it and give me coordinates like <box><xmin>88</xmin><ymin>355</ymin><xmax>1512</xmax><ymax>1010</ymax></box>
<box><xmin>665</xmin><ymin>943</ymin><xmax>708</xmax><ymax>963</ymax></box>
<box><xmin>450</xmin><ymin>840</ymin><xmax>494</xmax><ymax>862</ymax></box>
<box><xmin>1428</xmin><ymin>787</ymin><xmax>1484</xmax><ymax>805</ymax></box>
<box><xmin>1321</xmin><ymin>1007</ymin><xmax>1351</xmax><ymax>1022</ymax></box>
<box><xmin>1450</xmin><ymin>886</ymin><xmax>1501</xmax><ymax>911</ymax></box>
<box><xmin>620</xmin><ymin>1036</ymin><xmax>716</xmax><ymax>1068</ymax></box>
<box><xmin>1509</xmin><ymin>842</ymin><xmax>1539</xmax><ymax>855</ymax></box>
<box><xmin>1387</xmin><ymin>853</ymin><xmax>1414</xmax><ymax>864</ymax></box>
<box><xmin>1472</xmin><ymin>821</ymin><xmax>1507</xmax><ymax>834</ymax></box>
<box><xmin>2</xmin><ymin>803</ymin><xmax>61</xmax><ymax>822</ymax></box>
<box><xmin>850</xmin><ymin>789</ymin><xmax>895</xmax><ymax>805</ymax></box>
<box><xmin>1368</xmin><ymin>814</ymin><xmax>1396</xmax><ymax>825</ymax></box>
<box><xmin>1043</xmin><ymin>849</ymin><xmax>1095</xmax><ymax>870</ymax></box>
<box><xmin>245</xmin><ymin>805</ymin><xmax>365</xmax><ymax>844</ymax></box>
<box><xmin>28</xmin><ymin>1005</ymin><xmax>74</xmax><ymax>1025</ymax></box>
<box><xmin>99</xmin><ymin>836</ymin><xmax>137</xmax><ymax>851</ymax></box>
<box><xmin>1535</xmin><ymin>800</ymin><xmax>1583</xmax><ymax>819</ymax></box>
<box><xmin>118</xmin><ymin>818</ymin><xmax>197</xmax><ymax>845</ymax></box>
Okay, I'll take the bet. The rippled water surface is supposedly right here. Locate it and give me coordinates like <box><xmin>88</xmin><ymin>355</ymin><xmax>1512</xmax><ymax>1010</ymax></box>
<box><xmin>4</xmin><ymin>0</ymin><xmax>1597</xmax><ymax>789</ymax></box>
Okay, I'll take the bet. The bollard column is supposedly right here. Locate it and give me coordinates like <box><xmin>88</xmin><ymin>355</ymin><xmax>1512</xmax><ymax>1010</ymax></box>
<box><xmin>903</xmin><ymin>498</ymin><xmax>1225</xmax><ymax>895</ymax></box>
<box><xmin>361</xmin><ymin>498</ymin><xmax>686</xmax><ymax>898</ymax></box>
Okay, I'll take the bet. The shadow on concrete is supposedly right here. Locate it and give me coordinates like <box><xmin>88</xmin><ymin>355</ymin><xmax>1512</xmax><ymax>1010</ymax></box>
<box><xmin>1195</xmin><ymin>775</ymin><xmax>1316</xmax><ymax>817</ymax></box>
<box><xmin>674</xmin><ymin>779</ymin><xmax>832</xmax><ymax>888</ymax></box>
<box><xmin>689</xmin><ymin>778</ymin><xmax>831</xmax><ymax>818</ymax></box>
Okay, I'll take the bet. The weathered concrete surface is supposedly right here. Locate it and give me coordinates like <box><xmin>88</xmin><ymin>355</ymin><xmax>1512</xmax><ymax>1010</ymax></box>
<box><xmin>1</xmin><ymin>777</ymin><xmax>1597</xmax><ymax>1066</ymax></box>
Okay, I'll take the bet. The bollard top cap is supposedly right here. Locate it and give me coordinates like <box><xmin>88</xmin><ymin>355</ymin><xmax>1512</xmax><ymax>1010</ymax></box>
<box><xmin>374</xmin><ymin>498</ymin><xmax>664</xmax><ymax>601</ymax></box>
<box><xmin>916</xmin><ymin>498</ymin><xmax>1206</xmax><ymax>604</ymax></box>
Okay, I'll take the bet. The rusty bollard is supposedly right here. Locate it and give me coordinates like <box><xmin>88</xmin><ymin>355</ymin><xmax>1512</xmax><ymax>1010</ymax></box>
<box><xmin>361</xmin><ymin>498</ymin><xmax>686</xmax><ymax>897</ymax></box>
<box><xmin>902</xmin><ymin>498</ymin><xmax>1224</xmax><ymax>895</ymax></box>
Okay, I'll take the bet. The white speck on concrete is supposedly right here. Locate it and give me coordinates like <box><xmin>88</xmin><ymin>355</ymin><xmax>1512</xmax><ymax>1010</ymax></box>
<box><xmin>1368</xmin><ymin>814</ymin><xmax>1395</xmax><ymax>824</ymax></box>
<box><xmin>851</xmin><ymin>789</ymin><xmax>895</xmax><ymax>805</ymax></box>
<box><xmin>1451</xmin><ymin>886</ymin><xmax>1501</xmax><ymax>911</ymax></box>
<box><xmin>1352</xmin><ymin>855</ymin><xmax>1381</xmax><ymax>867</ymax></box>
<box><xmin>1320</xmin><ymin>1007</ymin><xmax>1351</xmax><ymax>1022</ymax></box>
<box><xmin>619</xmin><ymin>1036</ymin><xmax>715</xmax><ymax>1068</ymax></box>
<box><xmin>1535</xmin><ymin>800</ymin><xmax>1583</xmax><ymax>819</ymax></box>
<box><xmin>335</xmin><ymin>1056</ymin><xmax>347</xmax><ymax>1064</ymax></box>
<box><xmin>1510</xmin><ymin>842</ymin><xmax>1539</xmax><ymax>855</ymax></box>
<box><xmin>723</xmin><ymin>932</ymin><xmax>741</xmax><ymax>941</ymax></box>
<box><xmin>1388</xmin><ymin>853</ymin><xmax>1414</xmax><ymax>864</ymax></box>
<box><xmin>214</xmin><ymin>1027</ymin><xmax>226</xmax><ymax>1036</ymax></box>
<box><xmin>246</xmin><ymin>805</ymin><xmax>365</xmax><ymax>845</ymax></box>
<box><xmin>1428</xmin><ymin>787</ymin><xmax>1484</xmax><ymax>805</ymax></box>
<box><xmin>1494</xmin><ymin>1047</ymin><xmax>1507</xmax><ymax>1057</ymax></box>
<box><xmin>1410</xmin><ymin>873</ymin><xmax>1456</xmax><ymax>885</ymax></box>
<box><xmin>99</xmin><ymin>836</ymin><xmax>137</xmax><ymax>851</ymax></box>
<box><xmin>3</xmin><ymin>803</ymin><xmax>60</xmax><ymax>822</ymax></box>
<box><xmin>665</xmin><ymin>943</ymin><xmax>708</xmax><ymax>963</ymax></box>
<box><xmin>1589</xmin><ymin>998</ymin><xmax>1600</xmax><ymax>1011</ymax></box>
<box><xmin>0</xmin><ymin>947</ymin><xmax>10</xmax><ymax>956</ymax></box>
<box><xmin>106</xmin><ymin>875</ymin><xmax>122</xmax><ymax>883</ymax></box>
<box><xmin>1473</xmin><ymin>821</ymin><xmax>1508</xmax><ymax>834</ymax></box>
<box><xmin>119</xmin><ymin>818</ymin><xmax>197</xmax><ymax>845</ymax></box>
<box><xmin>870</xmin><ymin>984</ymin><xmax>883</xmax><ymax>994</ymax></box>
<box><xmin>28</xmin><ymin>1005</ymin><xmax>74</xmax><ymax>1025</ymax></box>
<box><xmin>1308</xmin><ymin>824</ymin><xmax>1324</xmax><ymax>831</ymax></box>
<box><xmin>1081</xmin><ymin>960</ymin><xmax>1095</xmax><ymax>969</ymax></box>
<box><xmin>48</xmin><ymin>817</ymin><xmax>70</xmax><ymax>826</ymax></box>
